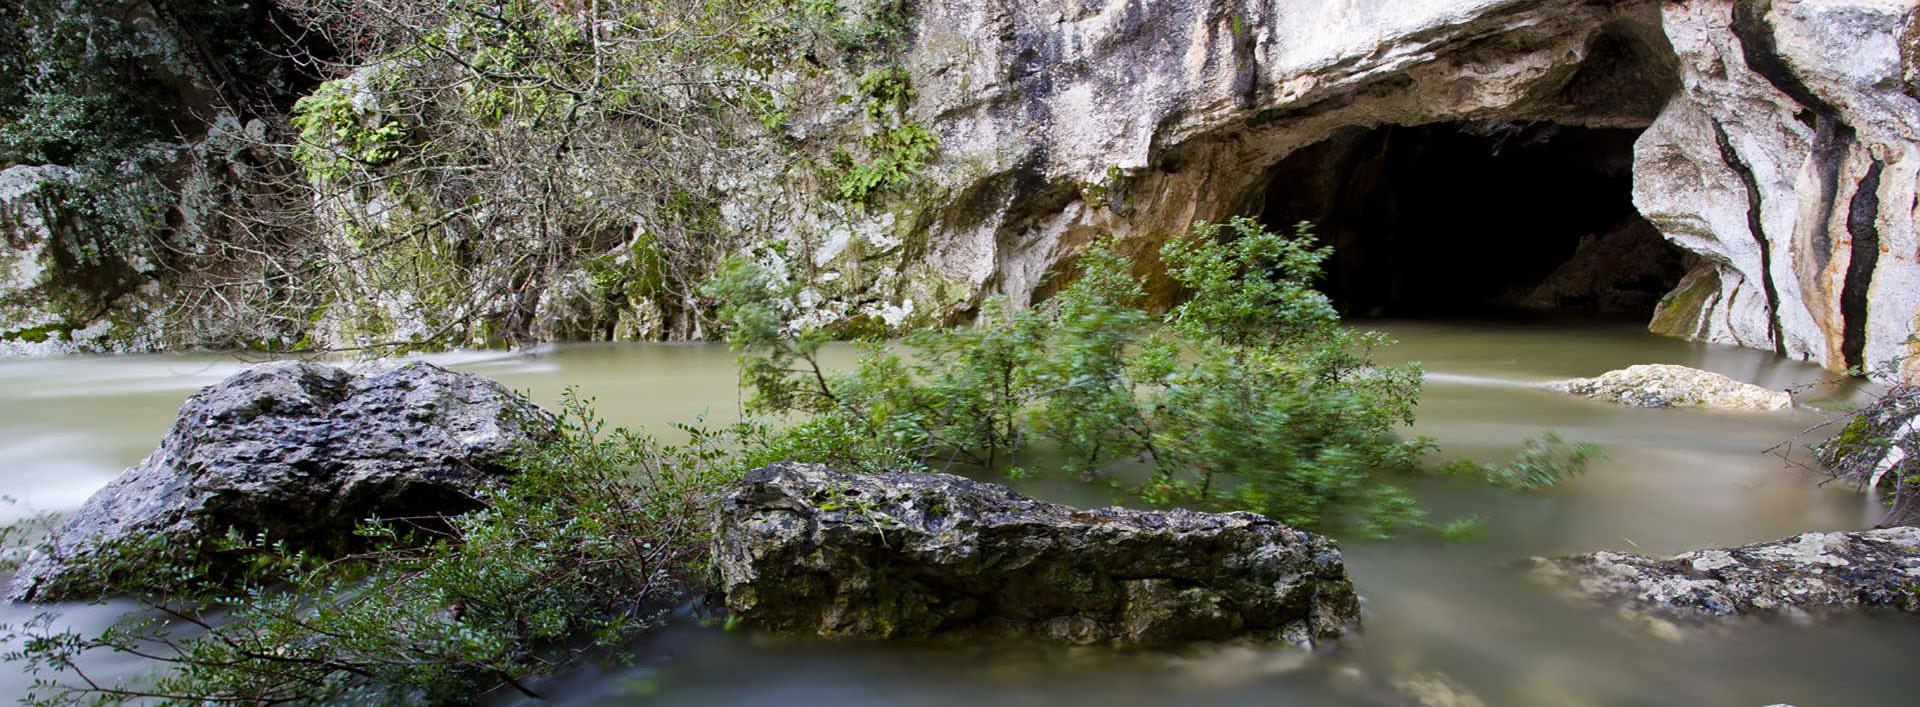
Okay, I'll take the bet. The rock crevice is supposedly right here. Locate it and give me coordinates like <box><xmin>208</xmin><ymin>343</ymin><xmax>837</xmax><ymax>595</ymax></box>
<box><xmin>1709</xmin><ymin>117</ymin><xmax>1788</xmax><ymax>354</ymax></box>
<box><xmin>1841</xmin><ymin>158</ymin><xmax>1884</xmax><ymax>371</ymax></box>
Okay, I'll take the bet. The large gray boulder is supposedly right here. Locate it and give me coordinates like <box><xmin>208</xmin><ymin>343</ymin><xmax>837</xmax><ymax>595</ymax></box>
<box><xmin>7</xmin><ymin>361</ymin><xmax>554</xmax><ymax>602</ymax></box>
<box><xmin>713</xmin><ymin>463</ymin><xmax>1360</xmax><ymax>647</ymax></box>
<box><xmin>1529</xmin><ymin>527</ymin><xmax>1920</xmax><ymax>621</ymax></box>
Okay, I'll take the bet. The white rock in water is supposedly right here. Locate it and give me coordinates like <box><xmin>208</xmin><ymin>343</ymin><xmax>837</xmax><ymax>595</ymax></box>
<box><xmin>1548</xmin><ymin>364</ymin><xmax>1793</xmax><ymax>410</ymax></box>
<box><xmin>1394</xmin><ymin>671</ymin><xmax>1491</xmax><ymax>707</ymax></box>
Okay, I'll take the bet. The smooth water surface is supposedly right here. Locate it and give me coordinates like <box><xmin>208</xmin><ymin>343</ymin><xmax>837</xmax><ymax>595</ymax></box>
<box><xmin>1</xmin><ymin>320</ymin><xmax>1911</xmax><ymax>706</ymax></box>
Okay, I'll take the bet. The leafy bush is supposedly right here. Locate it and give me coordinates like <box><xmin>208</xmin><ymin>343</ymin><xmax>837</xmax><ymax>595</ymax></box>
<box><xmin>290</xmin><ymin>81</ymin><xmax>409</xmax><ymax>183</ymax></box>
<box><xmin>0</xmin><ymin>392</ymin><xmax>905</xmax><ymax>705</ymax></box>
<box><xmin>707</xmin><ymin>217</ymin><xmax>1435</xmax><ymax>534</ymax></box>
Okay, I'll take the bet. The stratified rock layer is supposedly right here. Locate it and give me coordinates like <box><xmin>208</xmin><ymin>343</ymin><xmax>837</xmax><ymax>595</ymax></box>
<box><xmin>1530</xmin><ymin>527</ymin><xmax>1920</xmax><ymax>619</ymax></box>
<box><xmin>713</xmin><ymin>463</ymin><xmax>1360</xmax><ymax>647</ymax></box>
<box><xmin>6</xmin><ymin>361</ymin><xmax>554</xmax><ymax>602</ymax></box>
<box><xmin>1548</xmin><ymin>363</ymin><xmax>1793</xmax><ymax>410</ymax></box>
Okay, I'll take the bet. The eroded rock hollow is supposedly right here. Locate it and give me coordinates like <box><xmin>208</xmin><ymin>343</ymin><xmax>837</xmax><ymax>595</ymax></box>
<box><xmin>1257</xmin><ymin>122</ymin><xmax>1687</xmax><ymax>318</ymax></box>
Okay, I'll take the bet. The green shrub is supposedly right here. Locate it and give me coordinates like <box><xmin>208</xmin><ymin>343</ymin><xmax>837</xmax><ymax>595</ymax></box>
<box><xmin>707</xmin><ymin>217</ymin><xmax>1436</xmax><ymax>534</ymax></box>
<box><xmin>833</xmin><ymin>65</ymin><xmax>939</xmax><ymax>204</ymax></box>
<box><xmin>290</xmin><ymin>81</ymin><xmax>408</xmax><ymax>183</ymax></box>
<box><xmin>835</xmin><ymin>123</ymin><xmax>939</xmax><ymax>203</ymax></box>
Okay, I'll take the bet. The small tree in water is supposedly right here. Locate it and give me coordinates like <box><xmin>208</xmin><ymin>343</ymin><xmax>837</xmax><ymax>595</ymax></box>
<box><xmin>707</xmin><ymin>217</ymin><xmax>1433</xmax><ymax>534</ymax></box>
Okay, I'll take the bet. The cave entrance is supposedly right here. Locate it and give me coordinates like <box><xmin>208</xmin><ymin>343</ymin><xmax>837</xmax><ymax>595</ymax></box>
<box><xmin>1258</xmin><ymin>122</ymin><xmax>1687</xmax><ymax>319</ymax></box>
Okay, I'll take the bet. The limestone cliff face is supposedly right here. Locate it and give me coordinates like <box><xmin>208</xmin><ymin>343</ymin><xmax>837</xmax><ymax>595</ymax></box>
<box><xmin>891</xmin><ymin>0</ymin><xmax>1675</xmax><ymax>309</ymax></box>
<box><xmin>3</xmin><ymin>0</ymin><xmax>1915</xmax><ymax>380</ymax></box>
<box><xmin>877</xmin><ymin>0</ymin><xmax>1917</xmax><ymax>380</ymax></box>
<box><xmin>0</xmin><ymin>0</ymin><xmax>319</xmax><ymax>355</ymax></box>
<box><xmin>1634</xmin><ymin>0</ymin><xmax>1919</xmax><ymax>380</ymax></box>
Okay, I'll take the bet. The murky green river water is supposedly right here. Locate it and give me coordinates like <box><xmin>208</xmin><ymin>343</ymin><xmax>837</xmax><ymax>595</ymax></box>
<box><xmin>2</xmin><ymin>319</ymin><xmax>1914</xmax><ymax>705</ymax></box>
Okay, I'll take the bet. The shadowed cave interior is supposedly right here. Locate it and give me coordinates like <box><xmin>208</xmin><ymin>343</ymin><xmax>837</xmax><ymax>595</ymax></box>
<box><xmin>1257</xmin><ymin>122</ymin><xmax>1690</xmax><ymax>320</ymax></box>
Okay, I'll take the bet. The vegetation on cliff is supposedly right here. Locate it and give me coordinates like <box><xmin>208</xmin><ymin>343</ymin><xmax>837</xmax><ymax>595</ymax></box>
<box><xmin>246</xmin><ymin>0</ymin><xmax>929</xmax><ymax>349</ymax></box>
<box><xmin>4</xmin><ymin>0</ymin><xmax>932</xmax><ymax>352</ymax></box>
<box><xmin>0</xmin><ymin>0</ymin><xmax>322</xmax><ymax>349</ymax></box>
<box><xmin>1</xmin><ymin>0</ymin><xmax>312</xmax><ymax>167</ymax></box>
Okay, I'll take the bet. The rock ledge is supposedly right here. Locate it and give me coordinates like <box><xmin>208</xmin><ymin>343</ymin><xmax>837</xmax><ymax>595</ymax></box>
<box><xmin>714</xmin><ymin>463</ymin><xmax>1360</xmax><ymax>647</ymax></box>
<box><xmin>1529</xmin><ymin>527</ymin><xmax>1920</xmax><ymax>621</ymax></box>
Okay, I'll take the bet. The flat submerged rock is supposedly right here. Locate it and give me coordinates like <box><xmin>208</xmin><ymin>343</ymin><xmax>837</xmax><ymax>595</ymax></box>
<box><xmin>713</xmin><ymin>463</ymin><xmax>1360</xmax><ymax>647</ymax></box>
<box><xmin>1530</xmin><ymin>527</ymin><xmax>1920</xmax><ymax>621</ymax></box>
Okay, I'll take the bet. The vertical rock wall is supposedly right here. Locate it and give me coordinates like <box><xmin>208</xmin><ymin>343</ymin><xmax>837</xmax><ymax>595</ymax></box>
<box><xmin>1635</xmin><ymin>0</ymin><xmax>1919</xmax><ymax>381</ymax></box>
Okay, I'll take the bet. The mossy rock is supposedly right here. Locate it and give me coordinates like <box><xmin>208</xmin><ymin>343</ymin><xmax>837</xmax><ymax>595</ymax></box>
<box><xmin>713</xmin><ymin>463</ymin><xmax>1360</xmax><ymax>647</ymax></box>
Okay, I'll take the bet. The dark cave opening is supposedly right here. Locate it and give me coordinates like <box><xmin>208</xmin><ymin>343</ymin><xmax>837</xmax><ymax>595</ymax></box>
<box><xmin>1258</xmin><ymin>122</ymin><xmax>1689</xmax><ymax>320</ymax></box>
